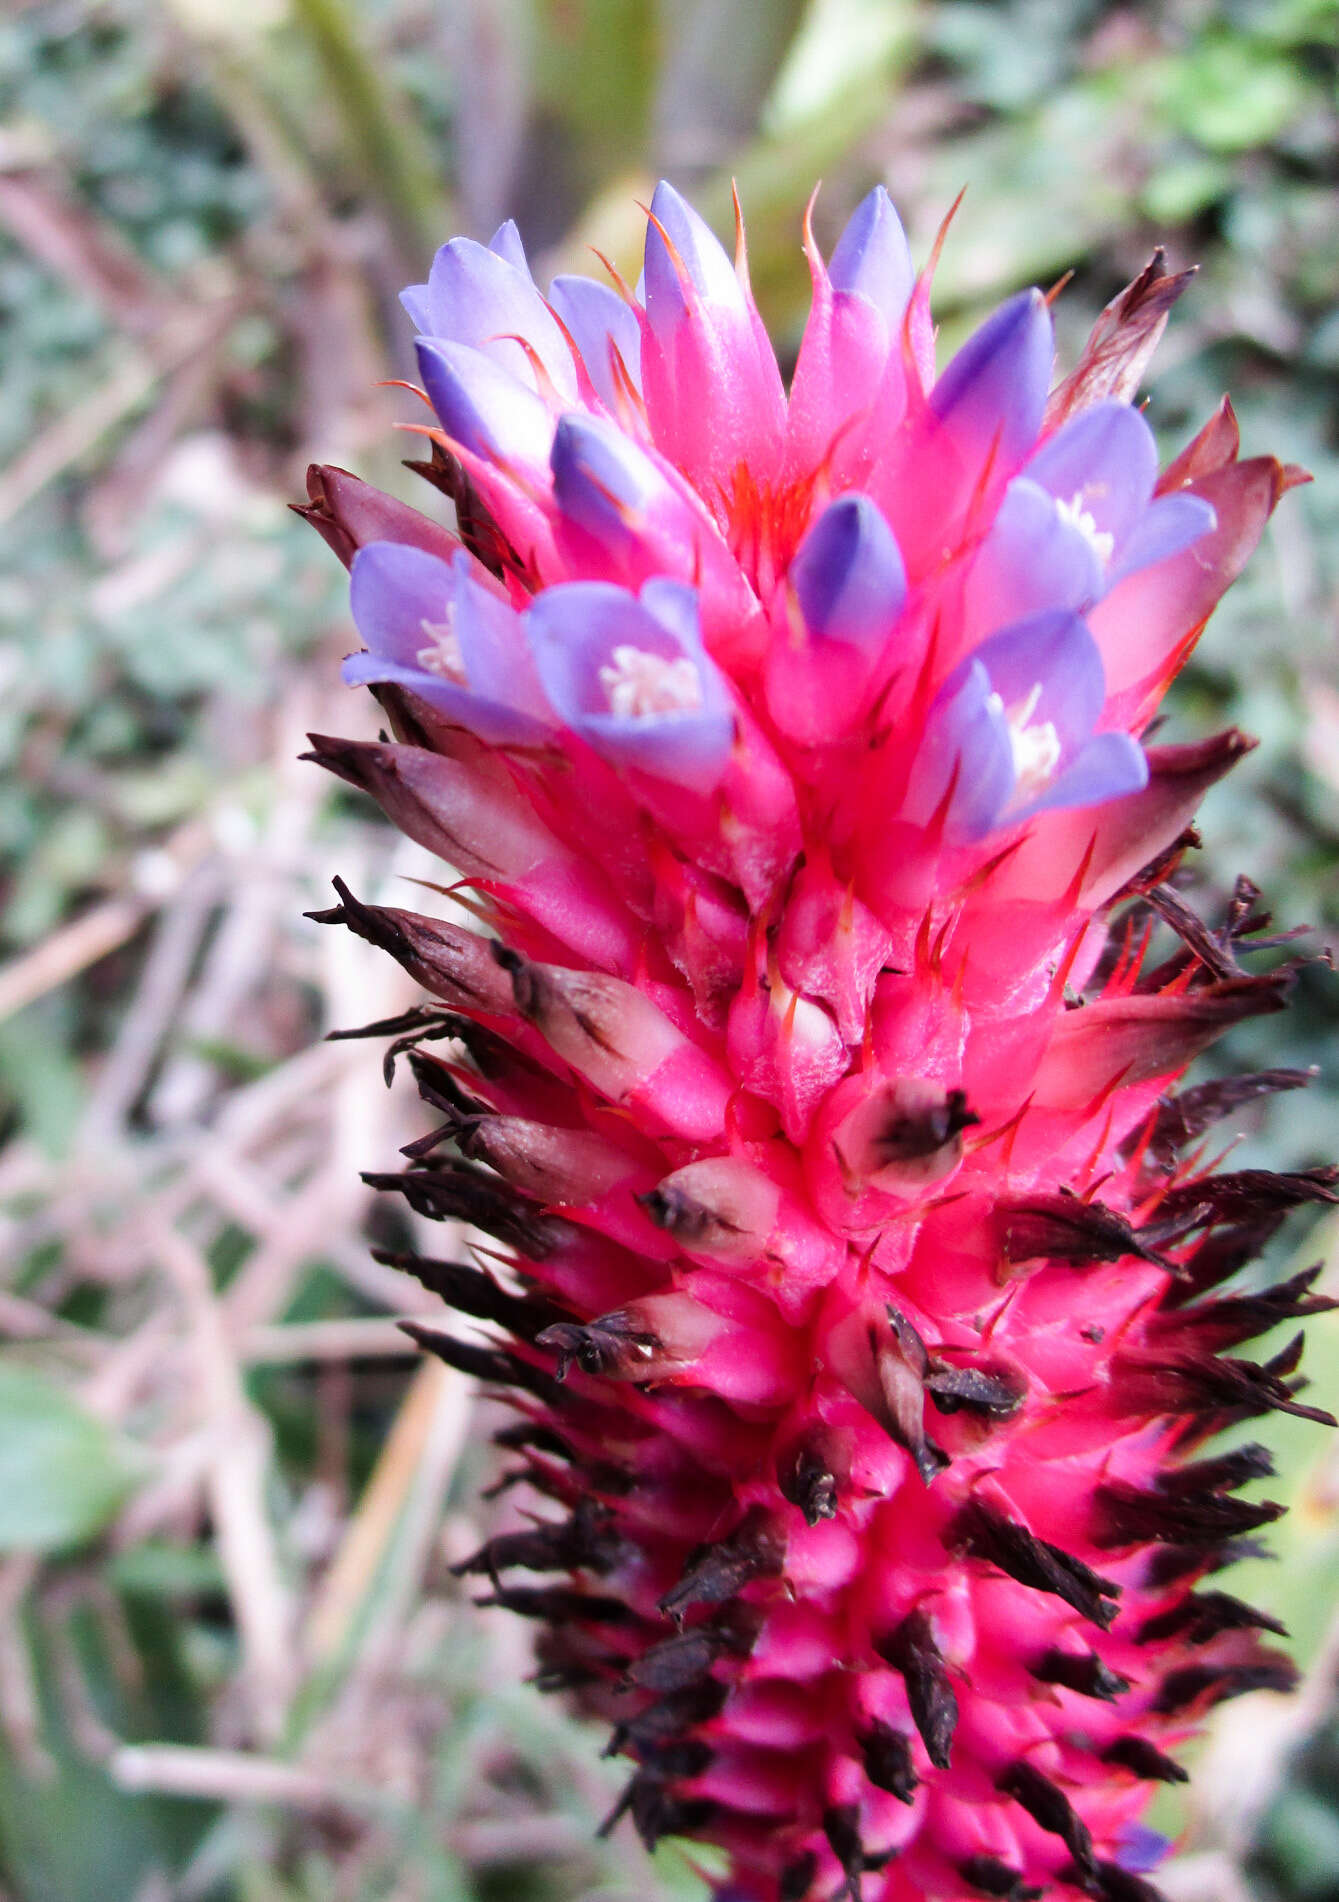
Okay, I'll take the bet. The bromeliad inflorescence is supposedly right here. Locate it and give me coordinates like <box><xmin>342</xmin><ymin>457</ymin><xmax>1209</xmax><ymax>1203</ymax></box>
<box><xmin>300</xmin><ymin>181</ymin><xmax>1333</xmax><ymax>1902</ymax></box>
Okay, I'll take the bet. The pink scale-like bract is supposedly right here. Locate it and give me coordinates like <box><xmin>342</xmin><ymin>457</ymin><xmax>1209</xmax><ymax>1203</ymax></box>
<box><xmin>303</xmin><ymin>185</ymin><xmax>1334</xmax><ymax>1902</ymax></box>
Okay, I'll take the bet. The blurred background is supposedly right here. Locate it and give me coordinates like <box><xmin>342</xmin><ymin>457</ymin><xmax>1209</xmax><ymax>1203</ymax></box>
<box><xmin>2</xmin><ymin>2</ymin><xmax>1338</xmax><ymax>1899</ymax></box>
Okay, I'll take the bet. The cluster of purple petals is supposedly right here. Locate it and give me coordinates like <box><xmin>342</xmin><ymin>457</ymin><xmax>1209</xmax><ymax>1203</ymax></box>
<box><xmin>343</xmin><ymin>180</ymin><xmax>1218</xmax><ymax>839</ymax></box>
<box><xmin>972</xmin><ymin>400</ymin><xmax>1217</xmax><ymax>628</ymax></box>
<box><xmin>530</xmin><ymin>579</ymin><xmax>736</xmax><ymax>794</ymax></box>
<box><xmin>343</xmin><ymin>543</ymin><xmax>735</xmax><ymax>791</ymax></box>
<box><xmin>345</xmin><ymin>544</ymin><xmax>552</xmax><ymax>747</ymax></box>
<box><xmin>907</xmin><ymin>611</ymin><xmax>1149</xmax><ymax>841</ymax></box>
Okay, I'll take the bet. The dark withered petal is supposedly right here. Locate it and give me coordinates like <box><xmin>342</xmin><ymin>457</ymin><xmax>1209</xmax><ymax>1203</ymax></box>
<box><xmin>1143</xmin><ymin>1535</ymin><xmax>1274</xmax><ymax>1589</ymax></box>
<box><xmin>875</xmin><ymin>1608</ymin><xmax>959</xmax><ymax>1770</ymax></box>
<box><xmin>857</xmin><ymin>1720</ymin><xmax>919</xmax><ymax>1802</ymax></box>
<box><xmin>1092</xmin><ymin>1477</ymin><xmax>1284</xmax><ymax>1550</ymax></box>
<box><xmin>926</xmin><ymin>1359</ymin><xmax>1027</xmax><ymax>1418</ymax></box>
<box><xmin>1100</xmin><ymin>1736</ymin><xmax>1190</xmax><ymax>1784</ymax></box>
<box><xmin>1079</xmin><ymin>1860</ymin><xmax>1170</xmax><ymax>1902</ymax></box>
<box><xmin>955</xmin><ymin>1500</ymin><xmax>1122</xmax><ymax>1628</ymax></box>
<box><xmin>617</xmin><ymin>1773</ymin><xmax>718</xmax><ymax>1851</ymax></box>
<box><xmin>537</xmin><ymin>1313</ymin><xmax>663</xmax><ymax>1380</ymax></box>
<box><xmin>1158</xmin><ymin>1266</ymin><xmax>1336</xmax><ymax>1350</ymax></box>
<box><xmin>874</xmin><ymin>1306</ymin><xmax>948</xmax><ymax>1482</ymax></box>
<box><xmin>1154</xmin><ymin>1653</ymin><xmax>1298</xmax><ymax>1714</ymax></box>
<box><xmin>492</xmin><ymin>1418</ymin><xmax>571</xmax><ymax>1460</ymax></box>
<box><xmin>870</xmin><ymin>1084</ymin><xmax>978</xmax><ymax>1162</ymax></box>
<box><xmin>1141</xmin><ymin>1066</ymin><xmax>1313</xmax><ymax>1166</ymax></box>
<box><xmin>403</xmin><ymin>435</ymin><xmax>529</xmax><ymax>580</ymax></box>
<box><xmin>1045</xmin><ymin>248</ymin><xmax>1195</xmax><ymax>423</ymax></box>
<box><xmin>1156</xmin><ymin>1166</ymin><xmax>1338</xmax><ymax>1223</ymax></box>
<box><xmin>781</xmin><ymin>1853</ymin><xmax>819</xmax><ymax>1902</ymax></box>
<box><xmin>658</xmin><ymin>1507</ymin><xmax>785</xmax><ymax>1621</ymax></box>
<box><xmin>1156</xmin><ymin>1442</ymin><xmax>1275</xmax><ymax>1494</ymax></box>
<box><xmin>1110</xmin><ymin>1342</ymin><xmax>1337</xmax><ymax>1428</ymax></box>
<box><xmin>1144</xmin><ymin>880</ymin><xmax>1240</xmax><ymax>976</ymax></box>
<box><xmin>363</xmin><ymin>1160</ymin><xmax>563</xmax><ymax>1256</ymax></box>
<box><xmin>1032</xmin><ymin>1648</ymin><xmax>1130</xmax><ymax>1701</ymax></box>
<box><xmin>1167</xmin><ymin>1213</ymin><xmax>1288</xmax><ymax>1301</ymax></box>
<box><xmin>374</xmin><ymin>1247</ymin><xmax>560</xmax><ymax>1339</ymax></box>
<box><xmin>473</xmin><ymin>1582</ymin><xmax>637</xmax><ymax>1625</ymax></box>
<box><xmin>607</xmin><ymin>1678</ymin><xmax>729</xmax><ymax>1756</ymax></box>
<box><xmin>960</xmin><ymin>1852</ymin><xmax>1045</xmax><ymax>1899</ymax></box>
<box><xmin>1135</xmin><ymin>1589</ymin><xmax>1287</xmax><ymax>1647</ymax></box>
<box><xmin>997</xmin><ymin>1191</ymin><xmax>1173</xmax><ymax>1269</ymax></box>
<box><xmin>398</xmin><ymin>1321</ymin><xmax>564</xmax><ymax>1405</ymax></box>
<box><xmin>998</xmin><ymin>1760</ymin><xmax>1095</xmax><ymax>1874</ymax></box>
<box><xmin>621</xmin><ymin>1617</ymin><xmax>755</xmax><ymax>1694</ymax></box>
<box><xmin>823</xmin><ymin>1804</ymin><xmax>866</xmax><ymax>1899</ymax></box>
<box><xmin>777</xmin><ymin>1438</ymin><xmax>841</xmax><ymax>1525</ymax></box>
<box><xmin>453</xmin><ymin>1501</ymin><xmax>623</xmax><ymax>1579</ymax></box>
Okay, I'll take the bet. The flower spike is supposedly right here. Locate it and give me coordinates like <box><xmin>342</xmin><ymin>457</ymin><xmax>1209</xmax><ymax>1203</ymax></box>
<box><xmin>306</xmin><ymin>182</ymin><xmax>1320</xmax><ymax>1902</ymax></box>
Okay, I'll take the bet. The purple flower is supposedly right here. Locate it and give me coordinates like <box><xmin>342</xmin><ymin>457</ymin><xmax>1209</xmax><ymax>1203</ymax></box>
<box><xmin>527</xmin><ymin>579</ymin><xmax>735</xmax><ymax>792</ymax></box>
<box><xmin>1022</xmin><ymin>399</ymin><xmax>1216</xmax><ymax>587</ymax></box>
<box><xmin>964</xmin><ymin>400</ymin><xmax>1217</xmax><ymax>627</ymax></box>
<box><xmin>484</xmin><ymin>217</ymin><xmax>528</xmax><ymax>274</ymax></box>
<box><xmin>963</xmin><ymin>477</ymin><xmax>1110</xmax><ymax>625</ymax></box>
<box><xmin>343</xmin><ymin>541</ymin><xmax>553</xmax><ymax>745</ymax></box>
<box><xmin>550</xmin><ymin>412</ymin><xmax>661</xmax><ymax>545</ymax></box>
<box><xmin>415</xmin><ymin>339</ymin><xmax>555</xmax><ymax>467</ymax></box>
<box><xmin>642</xmin><ymin>180</ymin><xmax>746</xmax><ymax>339</ymax></box>
<box><xmin>930</xmin><ymin>288</ymin><xmax>1054</xmax><ymax>468</ymax></box>
<box><xmin>637</xmin><ymin>180</ymin><xmax>786</xmax><ymax>501</ymax></box>
<box><xmin>909</xmin><ymin>608</ymin><xmax>1148</xmax><ymax>839</ymax></box>
<box><xmin>550</xmin><ymin>275</ymin><xmax>643</xmax><ymax>410</ymax></box>
<box><xmin>1115</xmin><ymin>1824</ymin><xmax>1172</xmax><ymax>1875</ymax></box>
<box><xmin>790</xmin><ymin>493</ymin><xmax>907</xmax><ymax>650</ymax></box>
<box><xmin>402</xmin><ymin>221</ymin><xmax>576</xmax><ymax>398</ymax></box>
<box><xmin>784</xmin><ymin>189</ymin><xmax>917</xmax><ymax>485</ymax></box>
<box><xmin>827</xmin><ymin>185</ymin><xmax>914</xmax><ymax>329</ymax></box>
<box><xmin>763</xmin><ymin>494</ymin><xmax>909</xmax><ymax>744</ymax></box>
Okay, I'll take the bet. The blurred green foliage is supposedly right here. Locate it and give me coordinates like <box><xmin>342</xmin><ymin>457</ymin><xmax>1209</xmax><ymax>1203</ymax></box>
<box><xmin>0</xmin><ymin>1365</ymin><xmax>138</xmax><ymax>1552</ymax></box>
<box><xmin>2</xmin><ymin>2</ymin><xmax>1338</xmax><ymax>1899</ymax></box>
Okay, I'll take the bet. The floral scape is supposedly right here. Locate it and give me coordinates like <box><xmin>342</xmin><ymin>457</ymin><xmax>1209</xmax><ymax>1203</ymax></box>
<box><xmin>300</xmin><ymin>181</ymin><xmax>1333</xmax><ymax>1902</ymax></box>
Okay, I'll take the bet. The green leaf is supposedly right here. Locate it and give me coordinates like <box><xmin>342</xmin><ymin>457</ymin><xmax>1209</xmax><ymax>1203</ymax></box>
<box><xmin>286</xmin><ymin>0</ymin><xmax>446</xmax><ymax>265</ymax></box>
<box><xmin>184</xmin><ymin>1035</ymin><xmax>276</xmax><ymax>1082</ymax></box>
<box><xmin>532</xmin><ymin>0</ymin><xmax>659</xmax><ymax>161</ymax></box>
<box><xmin>1161</xmin><ymin>35</ymin><xmax>1309</xmax><ymax>154</ymax></box>
<box><xmin>0</xmin><ymin>1005</ymin><xmax>85</xmax><ymax>1160</ymax></box>
<box><xmin>0</xmin><ymin>1591</ymin><xmax>213</xmax><ymax>1902</ymax></box>
<box><xmin>767</xmin><ymin>0</ymin><xmax>919</xmax><ymax>130</ymax></box>
<box><xmin>0</xmin><ymin>1364</ymin><xmax>138</xmax><ymax>1552</ymax></box>
<box><xmin>1140</xmin><ymin>152</ymin><xmax>1234</xmax><ymax>226</ymax></box>
<box><xmin>108</xmin><ymin>1539</ymin><xmax>228</xmax><ymax>1599</ymax></box>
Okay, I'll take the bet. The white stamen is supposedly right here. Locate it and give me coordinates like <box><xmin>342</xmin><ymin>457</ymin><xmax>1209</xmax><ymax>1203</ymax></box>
<box><xmin>1055</xmin><ymin>490</ymin><xmax>1115</xmax><ymax>566</ymax></box>
<box><xmin>598</xmin><ymin>645</ymin><xmax>703</xmax><ymax>719</ymax></box>
<box><xmin>416</xmin><ymin>615</ymin><xmax>468</xmax><ymax>684</ymax></box>
<box><xmin>1001</xmin><ymin>680</ymin><xmax>1062</xmax><ymax>800</ymax></box>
